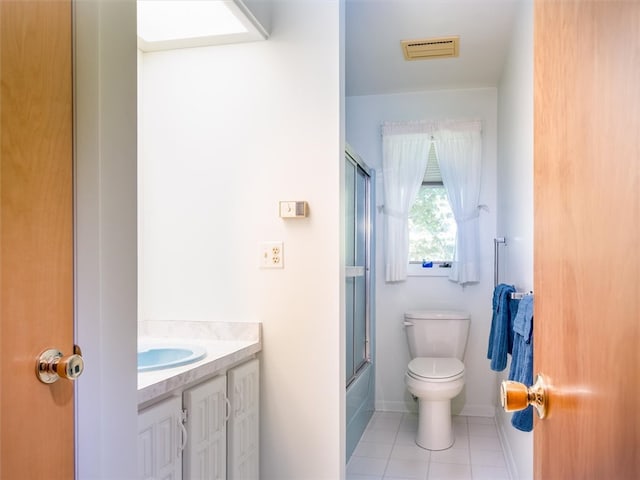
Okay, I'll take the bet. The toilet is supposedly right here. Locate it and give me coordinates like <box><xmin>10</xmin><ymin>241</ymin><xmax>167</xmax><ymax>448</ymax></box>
<box><xmin>404</xmin><ymin>310</ymin><xmax>470</xmax><ymax>450</ymax></box>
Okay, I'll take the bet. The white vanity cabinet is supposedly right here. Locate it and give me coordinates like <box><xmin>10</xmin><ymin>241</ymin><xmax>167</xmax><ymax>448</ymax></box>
<box><xmin>139</xmin><ymin>358</ymin><xmax>260</xmax><ymax>480</ymax></box>
<box><xmin>138</xmin><ymin>396</ymin><xmax>184</xmax><ymax>480</ymax></box>
<box><xmin>183</xmin><ymin>375</ymin><xmax>228</xmax><ymax>480</ymax></box>
<box><xmin>227</xmin><ymin>358</ymin><xmax>260</xmax><ymax>479</ymax></box>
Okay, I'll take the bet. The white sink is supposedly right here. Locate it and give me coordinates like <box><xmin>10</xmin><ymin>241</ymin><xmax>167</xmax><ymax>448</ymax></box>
<box><xmin>137</xmin><ymin>344</ymin><xmax>207</xmax><ymax>372</ymax></box>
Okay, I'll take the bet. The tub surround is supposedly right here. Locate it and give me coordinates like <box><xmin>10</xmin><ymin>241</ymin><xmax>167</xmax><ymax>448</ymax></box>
<box><xmin>137</xmin><ymin>321</ymin><xmax>261</xmax><ymax>408</ymax></box>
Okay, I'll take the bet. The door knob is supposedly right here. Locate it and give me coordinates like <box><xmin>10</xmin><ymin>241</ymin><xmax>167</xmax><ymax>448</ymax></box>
<box><xmin>36</xmin><ymin>345</ymin><xmax>84</xmax><ymax>384</ymax></box>
<box><xmin>500</xmin><ymin>373</ymin><xmax>549</xmax><ymax>419</ymax></box>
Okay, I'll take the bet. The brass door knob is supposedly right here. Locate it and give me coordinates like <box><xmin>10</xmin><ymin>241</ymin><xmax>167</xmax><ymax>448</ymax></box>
<box><xmin>36</xmin><ymin>345</ymin><xmax>84</xmax><ymax>384</ymax></box>
<box><xmin>500</xmin><ymin>374</ymin><xmax>549</xmax><ymax>419</ymax></box>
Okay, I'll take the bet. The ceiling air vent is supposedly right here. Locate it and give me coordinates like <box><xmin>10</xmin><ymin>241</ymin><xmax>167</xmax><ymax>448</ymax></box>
<box><xmin>401</xmin><ymin>36</ymin><xmax>459</xmax><ymax>61</ymax></box>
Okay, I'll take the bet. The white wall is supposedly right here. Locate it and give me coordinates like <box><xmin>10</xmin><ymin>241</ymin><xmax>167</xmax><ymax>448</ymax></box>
<box><xmin>346</xmin><ymin>88</ymin><xmax>498</xmax><ymax>416</ymax></box>
<box><xmin>139</xmin><ymin>2</ymin><xmax>344</xmax><ymax>479</ymax></box>
<box><xmin>496</xmin><ymin>2</ymin><xmax>534</xmax><ymax>479</ymax></box>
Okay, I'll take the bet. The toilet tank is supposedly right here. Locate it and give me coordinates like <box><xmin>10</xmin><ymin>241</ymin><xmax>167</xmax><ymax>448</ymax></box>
<box><xmin>404</xmin><ymin>310</ymin><xmax>470</xmax><ymax>360</ymax></box>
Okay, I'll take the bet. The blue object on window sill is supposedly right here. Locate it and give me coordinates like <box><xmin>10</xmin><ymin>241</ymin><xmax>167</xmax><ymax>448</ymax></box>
<box><xmin>422</xmin><ymin>260</ymin><xmax>433</xmax><ymax>268</ymax></box>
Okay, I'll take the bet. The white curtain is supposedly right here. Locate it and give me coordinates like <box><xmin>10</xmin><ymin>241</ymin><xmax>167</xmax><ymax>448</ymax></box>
<box><xmin>434</xmin><ymin>121</ymin><xmax>483</xmax><ymax>285</ymax></box>
<box><xmin>381</xmin><ymin>122</ymin><xmax>432</xmax><ymax>282</ymax></box>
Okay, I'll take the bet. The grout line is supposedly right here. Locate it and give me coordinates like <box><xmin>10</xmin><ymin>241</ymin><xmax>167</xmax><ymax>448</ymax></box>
<box><xmin>380</xmin><ymin>412</ymin><xmax>404</xmax><ymax>479</ymax></box>
<box><xmin>466</xmin><ymin>418</ymin><xmax>475</xmax><ymax>480</ymax></box>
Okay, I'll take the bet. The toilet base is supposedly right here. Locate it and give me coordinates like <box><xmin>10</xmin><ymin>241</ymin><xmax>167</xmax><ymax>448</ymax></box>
<box><xmin>416</xmin><ymin>398</ymin><xmax>454</xmax><ymax>450</ymax></box>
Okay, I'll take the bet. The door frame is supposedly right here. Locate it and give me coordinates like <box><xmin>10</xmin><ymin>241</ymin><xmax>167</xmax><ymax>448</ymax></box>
<box><xmin>74</xmin><ymin>0</ymin><xmax>138</xmax><ymax>477</ymax></box>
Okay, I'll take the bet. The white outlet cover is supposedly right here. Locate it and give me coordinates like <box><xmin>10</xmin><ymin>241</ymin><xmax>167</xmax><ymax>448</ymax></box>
<box><xmin>260</xmin><ymin>241</ymin><xmax>284</xmax><ymax>269</ymax></box>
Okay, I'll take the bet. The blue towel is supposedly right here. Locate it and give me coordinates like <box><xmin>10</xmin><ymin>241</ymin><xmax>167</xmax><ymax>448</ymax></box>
<box><xmin>509</xmin><ymin>295</ymin><xmax>534</xmax><ymax>432</ymax></box>
<box><xmin>507</xmin><ymin>297</ymin><xmax>521</xmax><ymax>354</ymax></box>
<box><xmin>487</xmin><ymin>284</ymin><xmax>516</xmax><ymax>371</ymax></box>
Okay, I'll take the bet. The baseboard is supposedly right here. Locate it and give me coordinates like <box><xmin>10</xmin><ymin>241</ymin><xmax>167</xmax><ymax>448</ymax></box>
<box><xmin>374</xmin><ymin>400</ymin><xmax>415</xmax><ymax>413</ymax></box>
<box><xmin>375</xmin><ymin>401</ymin><xmax>496</xmax><ymax>418</ymax></box>
<box><xmin>495</xmin><ymin>406</ymin><xmax>518</xmax><ymax>480</ymax></box>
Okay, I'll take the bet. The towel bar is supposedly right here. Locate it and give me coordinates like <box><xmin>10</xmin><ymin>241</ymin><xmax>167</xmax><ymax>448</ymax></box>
<box><xmin>493</xmin><ymin>237</ymin><xmax>506</xmax><ymax>287</ymax></box>
<box><xmin>510</xmin><ymin>291</ymin><xmax>533</xmax><ymax>300</ymax></box>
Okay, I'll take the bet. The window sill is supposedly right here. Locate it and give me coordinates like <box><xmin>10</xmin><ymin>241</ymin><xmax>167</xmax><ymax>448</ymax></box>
<box><xmin>407</xmin><ymin>262</ymin><xmax>452</xmax><ymax>277</ymax></box>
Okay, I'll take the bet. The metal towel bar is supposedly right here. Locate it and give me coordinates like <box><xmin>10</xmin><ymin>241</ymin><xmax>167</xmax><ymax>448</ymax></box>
<box><xmin>510</xmin><ymin>291</ymin><xmax>533</xmax><ymax>300</ymax></box>
<box><xmin>494</xmin><ymin>237</ymin><xmax>534</xmax><ymax>298</ymax></box>
<box><xmin>493</xmin><ymin>237</ymin><xmax>506</xmax><ymax>287</ymax></box>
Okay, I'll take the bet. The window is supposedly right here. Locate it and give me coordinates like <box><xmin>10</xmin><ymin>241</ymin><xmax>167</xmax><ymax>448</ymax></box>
<box><xmin>408</xmin><ymin>144</ymin><xmax>456</xmax><ymax>264</ymax></box>
<box><xmin>137</xmin><ymin>0</ymin><xmax>267</xmax><ymax>52</ymax></box>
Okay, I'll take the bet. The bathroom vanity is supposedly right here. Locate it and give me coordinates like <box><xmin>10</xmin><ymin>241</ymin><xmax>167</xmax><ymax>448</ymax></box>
<box><xmin>137</xmin><ymin>321</ymin><xmax>262</xmax><ymax>480</ymax></box>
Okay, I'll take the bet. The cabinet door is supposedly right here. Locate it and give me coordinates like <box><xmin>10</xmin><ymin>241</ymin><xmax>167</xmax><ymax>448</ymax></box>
<box><xmin>228</xmin><ymin>358</ymin><xmax>260</xmax><ymax>480</ymax></box>
<box><xmin>138</xmin><ymin>396</ymin><xmax>183</xmax><ymax>480</ymax></box>
<box><xmin>183</xmin><ymin>375</ymin><xmax>227</xmax><ymax>480</ymax></box>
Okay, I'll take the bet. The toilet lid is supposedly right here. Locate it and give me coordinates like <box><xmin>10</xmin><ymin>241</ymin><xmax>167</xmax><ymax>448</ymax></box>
<box><xmin>408</xmin><ymin>357</ymin><xmax>464</xmax><ymax>380</ymax></box>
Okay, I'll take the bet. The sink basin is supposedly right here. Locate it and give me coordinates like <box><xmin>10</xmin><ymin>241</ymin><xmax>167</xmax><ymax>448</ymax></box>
<box><xmin>138</xmin><ymin>344</ymin><xmax>207</xmax><ymax>372</ymax></box>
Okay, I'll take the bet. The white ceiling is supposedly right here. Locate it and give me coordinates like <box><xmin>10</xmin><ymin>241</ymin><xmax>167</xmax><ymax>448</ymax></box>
<box><xmin>345</xmin><ymin>0</ymin><xmax>522</xmax><ymax>96</ymax></box>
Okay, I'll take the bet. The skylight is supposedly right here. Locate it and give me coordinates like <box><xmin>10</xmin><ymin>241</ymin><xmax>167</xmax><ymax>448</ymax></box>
<box><xmin>137</xmin><ymin>0</ymin><xmax>267</xmax><ymax>52</ymax></box>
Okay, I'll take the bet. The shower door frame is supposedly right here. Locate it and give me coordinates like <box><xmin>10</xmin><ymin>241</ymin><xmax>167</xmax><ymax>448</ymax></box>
<box><xmin>345</xmin><ymin>146</ymin><xmax>373</xmax><ymax>387</ymax></box>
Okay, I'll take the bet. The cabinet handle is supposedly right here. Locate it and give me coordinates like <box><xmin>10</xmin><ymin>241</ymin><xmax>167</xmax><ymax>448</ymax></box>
<box><xmin>178</xmin><ymin>416</ymin><xmax>188</xmax><ymax>454</ymax></box>
<box><xmin>225</xmin><ymin>396</ymin><xmax>231</xmax><ymax>423</ymax></box>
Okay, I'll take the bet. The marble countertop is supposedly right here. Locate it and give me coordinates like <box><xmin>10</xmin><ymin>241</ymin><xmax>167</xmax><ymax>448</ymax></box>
<box><xmin>137</xmin><ymin>321</ymin><xmax>261</xmax><ymax>408</ymax></box>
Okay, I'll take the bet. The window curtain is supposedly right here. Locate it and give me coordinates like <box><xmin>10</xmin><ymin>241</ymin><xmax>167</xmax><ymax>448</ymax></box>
<box><xmin>433</xmin><ymin>121</ymin><xmax>483</xmax><ymax>285</ymax></box>
<box><xmin>381</xmin><ymin>122</ymin><xmax>432</xmax><ymax>282</ymax></box>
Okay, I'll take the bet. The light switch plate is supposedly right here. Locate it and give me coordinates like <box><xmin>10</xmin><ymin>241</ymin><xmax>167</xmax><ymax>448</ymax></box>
<box><xmin>279</xmin><ymin>201</ymin><xmax>307</xmax><ymax>218</ymax></box>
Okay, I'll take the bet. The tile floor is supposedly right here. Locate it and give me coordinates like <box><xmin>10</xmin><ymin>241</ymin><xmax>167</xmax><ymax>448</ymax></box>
<box><xmin>347</xmin><ymin>412</ymin><xmax>510</xmax><ymax>480</ymax></box>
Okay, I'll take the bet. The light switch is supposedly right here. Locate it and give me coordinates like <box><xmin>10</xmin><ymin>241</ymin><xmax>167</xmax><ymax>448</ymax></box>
<box><xmin>279</xmin><ymin>201</ymin><xmax>307</xmax><ymax>218</ymax></box>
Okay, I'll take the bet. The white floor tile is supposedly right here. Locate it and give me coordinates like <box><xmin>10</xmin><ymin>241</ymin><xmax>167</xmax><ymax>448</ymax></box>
<box><xmin>429</xmin><ymin>447</ymin><xmax>470</xmax><ymax>465</ymax></box>
<box><xmin>384</xmin><ymin>458</ymin><xmax>429</xmax><ymax>479</ymax></box>
<box><xmin>428</xmin><ymin>462</ymin><xmax>472</xmax><ymax>480</ymax></box>
<box><xmin>471</xmin><ymin>465</ymin><xmax>510</xmax><ymax>480</ymax></box>
<box><xmin>399</xmin><ymin>413</ymin><xmax>419</xmax><ymax>432</ymax></box>
<box><xmin>470</xmin><ymin>449</ymin><xmax>506</xmax><ymax>468</ymax></box>
<box><xmin>362</xmin><ymin>428</ymin><xmax>398</xmax><ymax>444</ymax></box>
<box><xmin>394</xmin><ymin>428</ymin><xmax>419</xmax><ymax>445</ymax></box>
<box><xmin>346</xmin><ymin>473</ymin><xmax>382</xmax><ymax>480</ymax></box>
<box><xmin>453</xmin><ymin>421</ymin><xmax>469</xmax><ymax>438</ymax></box>
<box><xmin>467</xmin><ymin>423</ymin><xmax>498</xmax><ymax>437</ymax></box>
<box><xmin>354</xmin><ymin>441</ymin><xmax>394</xmax><ymax>459</ymax></box>
<box><xmin>347</xmin><ymin>474</ymin><xmax>383</xmax><ymax>480</ymax></box>
<box><xmin>347</xmin><ymin>456</ymin><xmax>388</xmax><ymax>477</ymax></box>
<box><xmin>468</xmin><ymin>435</ymin><xmax>503</xmax><ymax>452</ymax></box>
<box><xmin>467</xmin><ymin>416</ymin><xmax>496</xmax><ymax>425</ymax></box>
<box><xmin>390</xmin><ymin>443</ymin><xmax>431</xmax><ymax>462</ymax></box>
<box><xmin>373</xmin><ymin>411</ymin><xmax>404</xmax><ymax>421</ymax></box>
<box><xmin>452</xmin><ymin>415</ymin><xmax>468</xmax><ymax>425</ymax></box>
<box><xmin>451</xmin><ymin>434</ymin><xmax>469</xmax><ymax>450</ymax></box>
<box><xmin>350</xmin><ymin>415</ymin><xmax>510</xmax><ymax>480</ymax></box>
<box><xmin>368</xmin><ymin>416</ymin><xmax>403</xmax><ymax>432</ymax></box>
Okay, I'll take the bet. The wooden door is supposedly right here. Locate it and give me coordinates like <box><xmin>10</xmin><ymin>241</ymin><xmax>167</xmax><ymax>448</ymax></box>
<box><xmin>534</xmin><ymin>1</ymin><xmax>640</xmax><ymax>478</ymax></box>
<box><xmin>0</xmin><ymin>0</ymin><xmax>74</xmax><ymax>478</ymax></box>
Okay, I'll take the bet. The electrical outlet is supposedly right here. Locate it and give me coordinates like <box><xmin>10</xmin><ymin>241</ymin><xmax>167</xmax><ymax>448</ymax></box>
<box><xmin>260</xmin><ymin>241</ymin><xmax>284</xmax><ymax>269</ymax></box>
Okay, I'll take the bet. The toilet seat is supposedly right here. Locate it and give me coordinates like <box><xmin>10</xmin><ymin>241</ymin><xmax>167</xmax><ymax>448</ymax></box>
<box><xmin>408</xmin><ymin>357</ymin><xmax>464</xmax><ymax>382</ymax></box>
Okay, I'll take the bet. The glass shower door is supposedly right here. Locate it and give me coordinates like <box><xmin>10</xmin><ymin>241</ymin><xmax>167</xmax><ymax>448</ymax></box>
<box><xmin>345</xmin><ymin>152</ymin><xmax>371</xmax><ymax>387</ymax></box>
<box><xmin>345</xmin><ymin>148</ymin><xmax>374</xmax><ymax>461</ymax></box>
